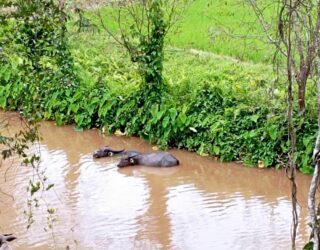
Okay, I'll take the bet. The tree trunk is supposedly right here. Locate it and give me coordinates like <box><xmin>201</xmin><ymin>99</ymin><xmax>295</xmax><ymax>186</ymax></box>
<box><xmin>309</xmin><ymin>153</ymin><xmax>320</xmax><ymax>249</ymax></box>
<box><xmin>298</xmin><ymin>83</ymin><xmax>306</xmax><ymax>115</ymax></box>
<box><xmin>297</xmin><ymin>67</ymin><xmax>309</xmax><ymax>115</ymax></box>
<box><xmin>308</xmin><ymin>56</ymin><xmax>320</xmax><ymax>250</ymax></box>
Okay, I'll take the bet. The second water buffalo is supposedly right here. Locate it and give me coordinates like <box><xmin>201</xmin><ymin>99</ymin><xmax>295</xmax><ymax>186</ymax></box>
<box><xmin>93</xmin><ymin>146</ymin><xmax>140</xmax><ymax>158</ymax></box>
<box><xmin>117</xmin><ymin>152</ymin><xmax>179</xmax><ymax>168</ymax></box>
<box><xmin>92</xmin><ymin>146</ymin><xmax>125</xmax><ymax>158</ymax></box>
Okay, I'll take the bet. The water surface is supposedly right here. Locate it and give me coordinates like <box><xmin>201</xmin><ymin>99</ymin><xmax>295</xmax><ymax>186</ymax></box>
<box><xmin>0</xmin><ymin>112</ymin><xmax>312</xmax><ymax>249</ymax></box>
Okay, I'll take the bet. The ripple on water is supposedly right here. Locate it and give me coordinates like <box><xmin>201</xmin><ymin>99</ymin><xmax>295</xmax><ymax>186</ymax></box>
<box><xmin>64</xmin><ymin>156</ymin><xmax>151</xmax><ymax>248</ymax></box>
<box><xmin>166</xmin><ymin>184</ymin><xmax>298</xmax><ymax>250</ymax></box>
<box><xmin>1</xmin><ymin>143</ymin><xmax>152</xmax><ymax>249</ymax></box>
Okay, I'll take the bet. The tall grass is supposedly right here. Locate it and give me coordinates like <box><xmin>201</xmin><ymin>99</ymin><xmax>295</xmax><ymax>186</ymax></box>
<box><xmin>167</xmin><ymin>0</ymin><xmax>279</xmax><ymax>63</ymax></box>
<box><xmin>82</xmin><ymin>0</ymin><xmax>279</xmax><ymax>63</ymax></box>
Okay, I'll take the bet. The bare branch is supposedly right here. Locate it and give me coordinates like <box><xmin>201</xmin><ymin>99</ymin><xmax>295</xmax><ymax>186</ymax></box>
<box><xmin>247</xmin><ymin>0</ymin><xmax>287</xmax><ymax>57</ymax></box>
<box><xmin>292</xmin><ymin>9</ymin><xmax>305</xmax><ymax>68</ymax></box>
<box><xmin>96</xmin><ymin>8</ymin><xmax>124</xmax><ymax>46</ymax></box>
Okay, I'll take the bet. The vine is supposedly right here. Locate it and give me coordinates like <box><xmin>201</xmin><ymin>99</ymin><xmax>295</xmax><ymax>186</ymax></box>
<box><xmin>98</xmin><ymin>0</ymin><xmax>190</xmax><ymax>102</ymax></box>
<box><xmin>0</xmin><ymin>0</ymin><xmax>77</xmax><ymax>233</ymax></box>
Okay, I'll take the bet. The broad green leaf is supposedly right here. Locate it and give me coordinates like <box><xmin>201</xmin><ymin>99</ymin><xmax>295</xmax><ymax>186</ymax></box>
<box><xmin>268</xmin><ymin>126</ymin><xmax>278</xmax><ymax>141</ymax></box>
<box><xmin>303</xmin><ymin>136</ymin><xmax>312</xmax><ymax>148</ymax></box>
<box><xmin>169</xmin><ymin>108</ymin><xmax>178</xmax><ymax>121</ymax></box>
<box><xmin>3</xmin><ymin>68</ymin><xmax>10</xmax><ymax>82</ymax></box>
<box><xmin>162</xmin><ymin>116</ymin><xmax>170</xmax><ymax>128</ymax></box>
<box><xmin>179</xmin><ymin>113</ymin><xmax>187</xmax><ymax>125</ymax></box>
<box><xmin>150</xmin><ymin>104</ymin><xmax>159</xmax><ymax>120</ymax></box>
<box><xmin>250</xmin><ymin>115</ymin><xmax>259</xmax><ymax>123</ymax></box>
<box><xmin>213</xmin><ymin>145</ymin><xmax>220</xmax><ymax>155</ymax></box>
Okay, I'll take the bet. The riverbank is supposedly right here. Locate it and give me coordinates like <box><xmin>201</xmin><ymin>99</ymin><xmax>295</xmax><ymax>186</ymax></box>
<box><xmin>0</xmin><ymin>2</ymin><xmax>317</xmax><ymax>173</ymax></box>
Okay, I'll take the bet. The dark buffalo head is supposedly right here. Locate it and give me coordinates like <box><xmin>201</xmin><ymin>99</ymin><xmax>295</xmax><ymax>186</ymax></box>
<box><xmin>0</xmin><ymin>234</ymin><xmax>16</xmax><ymax>249</ymax></box>
<box><xmin>93</xmin><ymin>146</ymin><xmax>124</xmax><ymax>158</ymax></box>
<box><xmin>117</xmin><ymin>156</ymin><xmax>137</xmax><ymax>168</ymax></box>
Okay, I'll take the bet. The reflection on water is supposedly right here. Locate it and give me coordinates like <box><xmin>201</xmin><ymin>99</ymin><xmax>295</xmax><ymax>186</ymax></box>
<box><xmin>0</xmin><ymin>113</ymin><xmax>312</xmax><ymax>249</ymax></box>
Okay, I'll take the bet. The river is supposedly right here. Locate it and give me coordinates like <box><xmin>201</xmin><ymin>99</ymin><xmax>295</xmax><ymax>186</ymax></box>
<box><xmin>0</xmin><ymin>112</ymin><xmax>312</xmax><ymax>249</ymax></box>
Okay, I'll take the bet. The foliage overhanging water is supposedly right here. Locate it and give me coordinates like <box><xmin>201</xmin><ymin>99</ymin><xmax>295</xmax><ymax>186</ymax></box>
<box><xmin>0</xmin><ymin>112</ymin><xmax>311</xmax><ymax>250</ymax></box>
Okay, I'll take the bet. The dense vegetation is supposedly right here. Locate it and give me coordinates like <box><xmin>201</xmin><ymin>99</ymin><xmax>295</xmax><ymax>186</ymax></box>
<box><xmin>0</xmin><ymin>0</ymin><xmax>318</xmax><ymax>174</ymax></box>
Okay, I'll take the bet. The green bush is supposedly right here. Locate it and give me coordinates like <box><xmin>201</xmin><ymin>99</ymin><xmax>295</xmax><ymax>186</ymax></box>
<box><xmin>1</xmin><ymin>65</ymin><xmax>316</xmax><ymax>173</ymax></box>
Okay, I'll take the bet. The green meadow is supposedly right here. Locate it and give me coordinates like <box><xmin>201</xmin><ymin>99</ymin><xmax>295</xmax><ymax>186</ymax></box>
<box><xmin>167</xmin><ymin>0</ymin><xmax>277</xmax><ymax>63</ymax></box>
<box><xmin>83</xmin><ymin>0</ymin><xmax>277</xmax><ymax>63</ymax></box>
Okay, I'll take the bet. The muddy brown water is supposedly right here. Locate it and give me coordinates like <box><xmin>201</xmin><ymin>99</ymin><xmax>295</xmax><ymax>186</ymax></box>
<box><xmin>0</xmin><ymin>112</ymin><xmax>313</xmax><ymax>250</ymax></box>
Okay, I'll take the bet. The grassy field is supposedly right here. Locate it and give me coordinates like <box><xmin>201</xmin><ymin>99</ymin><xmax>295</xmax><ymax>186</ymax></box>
<box><xmin>69</xmin><ymin>0</ymin><xmax>281</xmax><ymax>106</ymax></box>
<box><xmin>168</xmin><ymin>0</ymin><xmax>277</xmax><ymax>63</ymax></box>
<box><xmin>69</xmin><ymin>26</ymin><xmax>277</xmax><ymax>105</ymax></box>
<box><xmin>82</xmin><ymin>0</ymin><xmax>278</xmax><ymax>63</ymax></box>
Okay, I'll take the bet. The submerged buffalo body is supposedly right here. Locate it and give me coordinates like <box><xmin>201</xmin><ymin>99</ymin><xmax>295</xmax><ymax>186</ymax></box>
<box><xmin>117</xmin><ymin>152</ymin><xmax>179</xmax><ymax>168</ymax></box>
<box><xmin>0</xmin><ymin>234</ymin><xmax>16</xmax><ymax>250</ymax></box>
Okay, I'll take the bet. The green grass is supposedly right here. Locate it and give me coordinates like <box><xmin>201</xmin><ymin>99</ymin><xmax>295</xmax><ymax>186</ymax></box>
<box><xmin>83</xmin><ymin>0</ymin><xmax>278</xmax><ymax>63</ymax></box>
<box><xmin>70</xmin><ymin>0</ymin><xmax>280</xmax><ymax>93</ymax></box>
<box><xmin>170</xmin><ymin>0</ymin><xmax>282</xmax><ymax>62</ymax></box>
<box><xmin>69</xmin><ymin>25</ymin><xmax>278</xmax><ymax>105</ymax></box>
<box><xmin>168</xmin><ymin>0</ymin><xmax>275</xmax><ymax>63</ymax></box>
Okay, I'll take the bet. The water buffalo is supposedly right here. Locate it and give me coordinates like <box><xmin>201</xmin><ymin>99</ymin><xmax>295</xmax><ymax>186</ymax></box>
<box><xmin>93</xmin><ymin>146</ymin><xmax>140</xmax><ymax>159</ymax></box>
<box><xmin>117</xmin><ymin>152</ymin><xmax>179</xmax><ymax>168</ymax></box>
<box><xmin>0</xmin><ymin>234</ymin><xmax>16</xmax><ymax>250</ymax></box>
<box><xmin>93</xmin><ymin>146</ymin><xmax>125</xmax><ymax>158</ymax></box>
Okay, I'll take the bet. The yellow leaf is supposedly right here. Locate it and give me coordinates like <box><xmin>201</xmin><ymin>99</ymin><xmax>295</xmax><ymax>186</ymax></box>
<box><xmin>115</xmin><ymin>130</ymin><xmax>125</xmax><ymax>136</ymax></box>
<box><xmin>199</xmin><ymin>152</ymin><xmax>209</xmax><ymax>157</ymax></box>
<box><xmin>258</xmin><ymin>160</ymin><xmax>265</xmax><ymax>168</ymax></box>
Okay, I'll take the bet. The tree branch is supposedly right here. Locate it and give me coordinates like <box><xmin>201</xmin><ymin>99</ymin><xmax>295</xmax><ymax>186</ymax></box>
<box><xmin>247</xmin><ymin>0</ymin><xmax>287</xmax><ymax>57</ymax></box>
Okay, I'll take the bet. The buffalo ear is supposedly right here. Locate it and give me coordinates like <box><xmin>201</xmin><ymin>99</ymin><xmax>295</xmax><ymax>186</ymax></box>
<box><xmin>108</xmin><ymin>152</ymin><xmax>114</xmax><ymax>157</ymax></box>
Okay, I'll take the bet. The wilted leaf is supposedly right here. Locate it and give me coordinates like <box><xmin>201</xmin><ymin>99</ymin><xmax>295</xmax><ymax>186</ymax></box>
<box><xmin>258</xmin><ymin>160</ymin><xmax>265</xmax><ymax>168</ymax></box>
<box><xmin>115</xmin><ymin>130</ymin><xmax>125</xmax><ymax>136</ymax></box>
